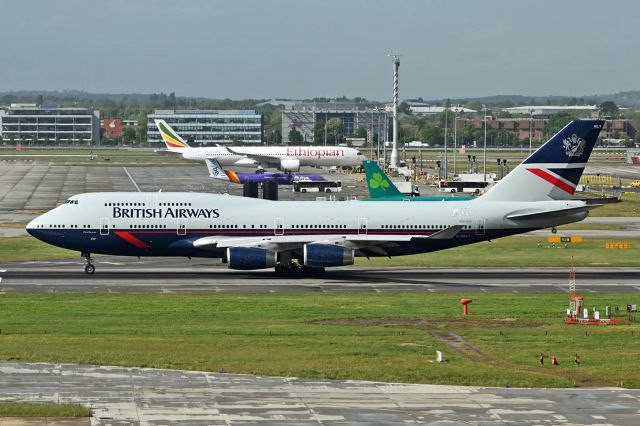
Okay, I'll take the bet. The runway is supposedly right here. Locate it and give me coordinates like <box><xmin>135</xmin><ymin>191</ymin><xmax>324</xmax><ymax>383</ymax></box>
<box><xmin>1</xmin><ymin>362</ymin><xmax>639</xmax><ymax>425</ymax></box>
<box><xmin>1</xmin><ymin>257</ymin><xmax>640</xmax><ymax>293</ymax></box>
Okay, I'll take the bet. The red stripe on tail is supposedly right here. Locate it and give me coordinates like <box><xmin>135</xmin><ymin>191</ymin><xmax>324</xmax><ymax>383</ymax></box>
<box><xmin>526</xmin><ymin>168</ymin><xmax>576</xmax><ymax>195</ymax></box>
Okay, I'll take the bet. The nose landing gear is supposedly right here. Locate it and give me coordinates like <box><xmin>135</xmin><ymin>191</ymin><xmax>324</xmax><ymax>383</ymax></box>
<box><xmin>82</xmin><ymin>252</ymin><xmax>95</xmax><ymax>274</ymax></box>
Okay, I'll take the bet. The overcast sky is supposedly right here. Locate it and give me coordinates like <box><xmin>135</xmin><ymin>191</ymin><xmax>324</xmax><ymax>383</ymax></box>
<box><xmin>1</xmin><ymin>0</ymin><xmax>638</xmax><ymax>100</ymax></box>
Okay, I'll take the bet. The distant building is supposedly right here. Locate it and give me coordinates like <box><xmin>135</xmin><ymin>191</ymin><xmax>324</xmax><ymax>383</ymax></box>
<box><xmin>147</xmin><ymin>109</ymin><xmax>262</xmax><ymax>146</ymax></box>
<box><xmin>282</xmin><ymin>102</ymin><xmax>388</xmax><ymax>144</ymax></box>
<box><xmin>459</xmin><ymin>117</ymin><xmax>635</xmax><ymax>143</ymax></box>
<box><xmin>464</xmin><ymin>117</ymin><xmax>546</xmax><ymax>142</ymax></box>
<box><xmin>408</xmin><ymin>105</ymin><xmax>477</xmax><ymax>115</ymax></box>
<box><xmin>0</xmin><ymin>103</ymin><xmax>100</xmax><ymax>144</ymax></box>
<box><xmin>102</xmin><ymin>118</ymin><xmax>123</xmax><ymax>139</ymax></box>
<box><xmin>502</xmin><ymin>105</ymin><xmax>598</xmax><ymax>117</ymax></box>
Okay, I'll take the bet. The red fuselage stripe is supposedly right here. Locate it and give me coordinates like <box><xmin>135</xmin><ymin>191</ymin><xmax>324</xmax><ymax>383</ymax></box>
<box><xmin>526</xmin><ymin>168</ymin><xmax>576</xmax><ymax>195</ymax></box>
<box><xmin>114</xmin><ymin>231</ymin><xmax>151</xmax><ymax>249</ymax></box>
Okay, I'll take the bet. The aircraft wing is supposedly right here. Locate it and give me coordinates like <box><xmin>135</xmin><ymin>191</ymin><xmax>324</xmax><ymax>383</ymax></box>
<box><xmin>192</xmin><ymin>225</ymin><xmax>464</xmax><ymax>253</ymax></box>
<box><xmin>223</xmin><ymin>146</ymin><xmax>282</xmax><ymax>167</ymax></box>
<box><xmin>153</xmin><ymin>149</ymin><xmax>183</xmax><ymax>158</ymax></box>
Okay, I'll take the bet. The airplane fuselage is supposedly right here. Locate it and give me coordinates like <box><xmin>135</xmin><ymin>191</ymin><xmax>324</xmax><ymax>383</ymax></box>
<box><xmin>169</xmin><ymin>146</ymin><xmax>362</xmax><ymax>167</ymax></box>
<box><xmin>27</xmin><ymin>192</ymin><xmax>589</xmax><ymax>260</ymax></box>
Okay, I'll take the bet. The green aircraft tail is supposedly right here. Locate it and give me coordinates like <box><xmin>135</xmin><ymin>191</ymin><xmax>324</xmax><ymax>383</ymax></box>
<box><xmin>362</xmin><ymin>160</ymin><xmax>403</xmax><ymax>198</ymax></box>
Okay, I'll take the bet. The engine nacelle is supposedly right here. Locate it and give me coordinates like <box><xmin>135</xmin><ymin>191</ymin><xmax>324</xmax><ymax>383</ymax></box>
<box><xmin>303</xmin><ymin>244</ymin><xmax>354</xmax><ymax>267</ymax></box>
<box><xmin>280</xmin><ymin>158</ymin><xmax>300</xmax><ymax>172</ymax></box>
<box><xmin>227</xmin><ymin>247</ymin><xmax>276</xmax><ymax>270</ymax></box>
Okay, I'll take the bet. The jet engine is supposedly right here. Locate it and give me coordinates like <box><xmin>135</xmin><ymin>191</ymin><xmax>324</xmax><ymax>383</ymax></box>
<box><xmin>303</xmin><ymin>244</ymin><xmax>354</xmax><ymax>267</ymax></box>
<box><xmin>227</xmin><ymin>247</ymin><xmax>276</xmax><ymax>270</ymax></box>
<box><xmin>280</xmin><ymin>159</ymin><xmax>300</xmax><ymax>172</ymax></box>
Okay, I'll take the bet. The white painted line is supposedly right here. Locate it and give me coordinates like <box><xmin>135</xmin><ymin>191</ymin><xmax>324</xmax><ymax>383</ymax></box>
<box><xmin>0</xmin><ymin>269</ymin><xmax>5</xmax><ymax>273</ymax></box>
<box><xmin>634</xmin><ymin>286</ymin><xmax>640</xmax><ymax>292</ymax></box>
<box><xmin>123</xmin><ymin>167</ymin><xmax>141</xmax><ymax>192</ymax></box>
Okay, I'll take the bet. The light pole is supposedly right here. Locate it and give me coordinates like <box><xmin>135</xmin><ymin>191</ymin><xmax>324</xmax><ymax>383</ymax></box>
<box><xmin>483</xmin><ymin>105</ymin><xmax>488</xmax><ymax>181</ymax></box>
<box><xmin>443</xmin><ymin>107</ymin><xmax>448</xmax><ymax>180</ymax></box>
<box><xmin>529</xmin><ymin>108</ymin><xmax>534</xmax><ymax>154</ymax></box>
<box><xmin>453</xmin><ymin>106</ymin><xmax>459</xmax><ymax>176</ymax></box>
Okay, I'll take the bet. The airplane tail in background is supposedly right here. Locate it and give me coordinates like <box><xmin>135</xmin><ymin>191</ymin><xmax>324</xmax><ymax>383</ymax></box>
<box><xmin>479</xmin><ymin>119</ymin><xmax>604</xmax><ymax>202</ymax></box>
<box><xmin>362</xmin><ymin>160</ymin><xmax>403</xmax><ymax>198</ymax></box>
<box><xmin>155</xmin><ymin>120</ymin><xmax>191</xmax><ymax>149</ymax></box>
<box><xmin>205</xmin><ymin>158</ymin><xmax>241</xmax><ymax>183</ymax></box>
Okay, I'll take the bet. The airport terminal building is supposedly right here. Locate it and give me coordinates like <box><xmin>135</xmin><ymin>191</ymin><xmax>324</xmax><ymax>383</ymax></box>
<box><xmin>147</xmin><ymin>109</ymin><xmax>262</xmax><ymax>146</ymax></box>
<box><xmin>0</xmin><ymin>104</ymin><xmax>100</xmax><ymax>144</ymax></box>
<box><xmin>282</xmin><ymin>102</ymin><xmax>388</xmax><ymax>144</ymax></box>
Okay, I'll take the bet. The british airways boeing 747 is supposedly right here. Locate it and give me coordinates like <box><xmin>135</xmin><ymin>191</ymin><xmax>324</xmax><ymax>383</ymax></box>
<box><xmin>27</xmin><ymin>120</ymin><xmax>604</xmax><ymax>275</ymax></box>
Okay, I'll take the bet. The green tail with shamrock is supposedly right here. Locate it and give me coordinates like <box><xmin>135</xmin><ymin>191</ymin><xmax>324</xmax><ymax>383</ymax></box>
<box><xmin>362</xmin><ymin>160</ymin><xmax>403</xmax><ymax>198</ymax></box>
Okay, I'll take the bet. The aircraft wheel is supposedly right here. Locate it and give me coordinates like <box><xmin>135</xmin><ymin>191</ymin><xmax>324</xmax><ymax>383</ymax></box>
<box><xmin>274</xmin><ymin>264</ymin><xmax>290</xmax><ymax>276</ymax></box>
<box><xmin>301</xmin><ymin>188</ymin><xmax>307</xmax><ymax>193</ymax></box>
<box><xmin>85</xmin><ymin>264</ymin><xmax>95</xmax><ymax>275</ymax></box>
<box><xmin>551</xmin><ymin>227</ymin><xmax>558</xmax><ymax>234</ymax></box>
<box><xmin>325</xmin><ymin>188</ymin><xmax>331</xmax><ymax>193</ymax></box>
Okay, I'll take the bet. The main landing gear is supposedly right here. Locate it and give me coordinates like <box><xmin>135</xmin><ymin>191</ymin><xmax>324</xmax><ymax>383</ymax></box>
<box><xmin>82</xmin><ymin>252</ymin><xmax>95</xmax><ymax>274</ymax></box>
<box><xmin>274</xmin><ymin>262</ymin><xmax>325</xmax><ymax>277</ymax></box>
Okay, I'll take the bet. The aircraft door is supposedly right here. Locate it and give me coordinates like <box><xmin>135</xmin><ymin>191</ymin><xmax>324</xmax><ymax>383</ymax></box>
<box><xmin>475</xmin><ymin>219</ymin><xmax>486</xmax><ymax>235</ymax></box>
<box><xmin>274</xmin><ymin>218</ymin><xmax>284</xmax><ymax>235</ymax></box>
<box><xmin>177</xmin><ymin>219</ymin><xmax>187</xmax><ymax>235</ymax></box>
<box><xmin>100</xmin><ymin>217</ymin><xmax>110</xmax><ymax>235</ymax></box>
<box><xmin>358</xmin><ymin>217</ymin><xmax>368</xmax><ymax>235</ymax></box>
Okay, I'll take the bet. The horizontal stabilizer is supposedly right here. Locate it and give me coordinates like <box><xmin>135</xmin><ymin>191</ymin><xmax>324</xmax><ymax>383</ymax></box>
<box><xmin>506</xmin><ymin>205</ymin><xmax>599</xmax><ymax>221</ymax></box>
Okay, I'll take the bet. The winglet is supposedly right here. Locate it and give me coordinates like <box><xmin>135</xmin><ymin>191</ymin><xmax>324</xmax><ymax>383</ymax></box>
<box><xmin>155</xmin><ymin>119</ymin><xmax>191</xmax><ymax>149</ymax></box>
<box><xmin>362</xmin><ymin>160</ymin><xmax>403</xmax><ymax>198</ymax></box>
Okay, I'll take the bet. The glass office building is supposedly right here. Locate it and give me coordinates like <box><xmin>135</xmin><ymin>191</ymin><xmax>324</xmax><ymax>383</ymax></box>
<box><xmin>282</xmin><ymin>102</ymin><xmax>388</xmax><ymax>144</ymax></box>
<box><xmin>0</xmin><ymin>104</ymin><xmax>100</xmax><ymax>144</ymax></box>
<box><xmin>147</xmin><ymin>109</ymin><xmax>262</xmax><ymax>146</ymax></box>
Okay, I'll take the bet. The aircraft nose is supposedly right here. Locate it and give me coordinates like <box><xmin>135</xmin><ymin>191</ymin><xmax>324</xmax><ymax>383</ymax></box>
<box><xmin>26</xmin><ymin>217</ymin><xmax>38</xmax><ymax>236</ymax></box>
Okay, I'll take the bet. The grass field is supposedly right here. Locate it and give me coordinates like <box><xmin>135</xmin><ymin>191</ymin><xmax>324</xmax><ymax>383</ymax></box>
<box><xmin>357</xmin><ymin>236</ymin><xmax>640</xmax><ymax>267</ymax></box>
<box><xmin>590</xmin><ymin>192</ymin><xmax>640</xmax><ymax>217</ymax></box>
<box><xmin>0</xmin><ymin>237</ymin><xmax>77</xmax><ymax>262</ymax></box>
<box><xmin>0</xmin><ymin>402</ymin><xmax>91</xmax><ymax>417</ymax></box>
<box><xmin>0</xmin><ymin>292</ymin><xmax>638</xmax><ymax>388</ymax></box>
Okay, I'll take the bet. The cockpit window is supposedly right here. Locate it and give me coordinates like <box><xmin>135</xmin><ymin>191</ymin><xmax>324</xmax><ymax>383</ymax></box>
<box><xmin>356</xmin><ymin>151</ymin><xmax>362</xmax><ymax>155</ymax></box>
<box><xmin>64</xmin><ymin>199</ymin><xmax>78</xmax><ymax>205</ymax></box>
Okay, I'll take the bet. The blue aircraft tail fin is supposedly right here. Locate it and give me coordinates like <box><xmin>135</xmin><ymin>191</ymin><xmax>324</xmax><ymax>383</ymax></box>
<box><xmin>480</xmin><ymin>119</ymin><xmax>604</xmax><ymax>201</ymax></box>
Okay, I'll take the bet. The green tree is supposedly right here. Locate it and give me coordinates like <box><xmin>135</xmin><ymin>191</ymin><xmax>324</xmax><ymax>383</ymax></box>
<box><xmin>353</xmin><ymin>127</ymin><xmax>367</xmax><ymax>139</ymax></box>
<box><xmin>417</xmin><ymin>126</ymin><xmax>444</xmax><ymax>146</ymax></box>
<box><xmin>599</xmin><ymin>101</ymin><xmax>619</xmax><ymax>117</ymax></box>
<box><xmin>543</xmin><ymin>112</ymin><xmax>579</xmax><ymax>139</ymax></box>
<box><xmin>288</xmin><ymin>128</ymin><xmax>303</xmax><ymax>144</ymax></box>
<box><xmin>398</xmin><ymin>102</ymin><xmax>410</xmax><ymax>114</ymax></box>
<box><xmin>326</xmin><ymin>117</ymin><xmax>344</xmax><ymax>144</ymax></box>
<box><xmin>122</xmin><ymin>127</ymin><xmax>137</xmax><ymax>144</ymax></box>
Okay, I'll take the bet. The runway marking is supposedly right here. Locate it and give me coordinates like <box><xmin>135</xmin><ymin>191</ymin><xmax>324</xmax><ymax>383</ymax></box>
<box><xmin>123</xmin><ymin>167</ymin><xmax>141</xmax><ymax>192</ymax></box>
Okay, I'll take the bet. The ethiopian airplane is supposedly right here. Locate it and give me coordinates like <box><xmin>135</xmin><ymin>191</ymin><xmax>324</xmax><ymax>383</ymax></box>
<box><xmin>27</xmin><ymin>120</ymin><xmax>603</xmax><ymax>275</ymax></box>
<box><xmin>155</xmin><ymin>119</ymin><xmax>364</xmax><ymax>172</ymax></box>
<box><xmin>206</xmin><ymin>158</ymin><xmax>326</xmax><ymax>185</ymax></box>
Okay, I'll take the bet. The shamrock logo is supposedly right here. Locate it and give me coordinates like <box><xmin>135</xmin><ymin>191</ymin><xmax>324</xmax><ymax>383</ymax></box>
<box><xmin>369</xmin><ymin>172</ymin><xmax>390</xmax><ymax>191</ymax></box>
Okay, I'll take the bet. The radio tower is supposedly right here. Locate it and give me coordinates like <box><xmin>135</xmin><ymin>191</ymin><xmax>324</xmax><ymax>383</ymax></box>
<box><xmin>389</xmin><ymin>54</ymin><xmax>401</xmax><ymax>169</ymax></box>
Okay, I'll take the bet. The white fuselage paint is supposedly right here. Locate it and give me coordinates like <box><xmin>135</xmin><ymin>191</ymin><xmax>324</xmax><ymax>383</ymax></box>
<box><xmin>27</xmin><ymin>192</ymin><xmax>589</xmax><ymax>258</ymax></box>
<box><xmin>164</xmin><ymin>146</ymin><xmax>363</xmax><ymax>167</ymax></box>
